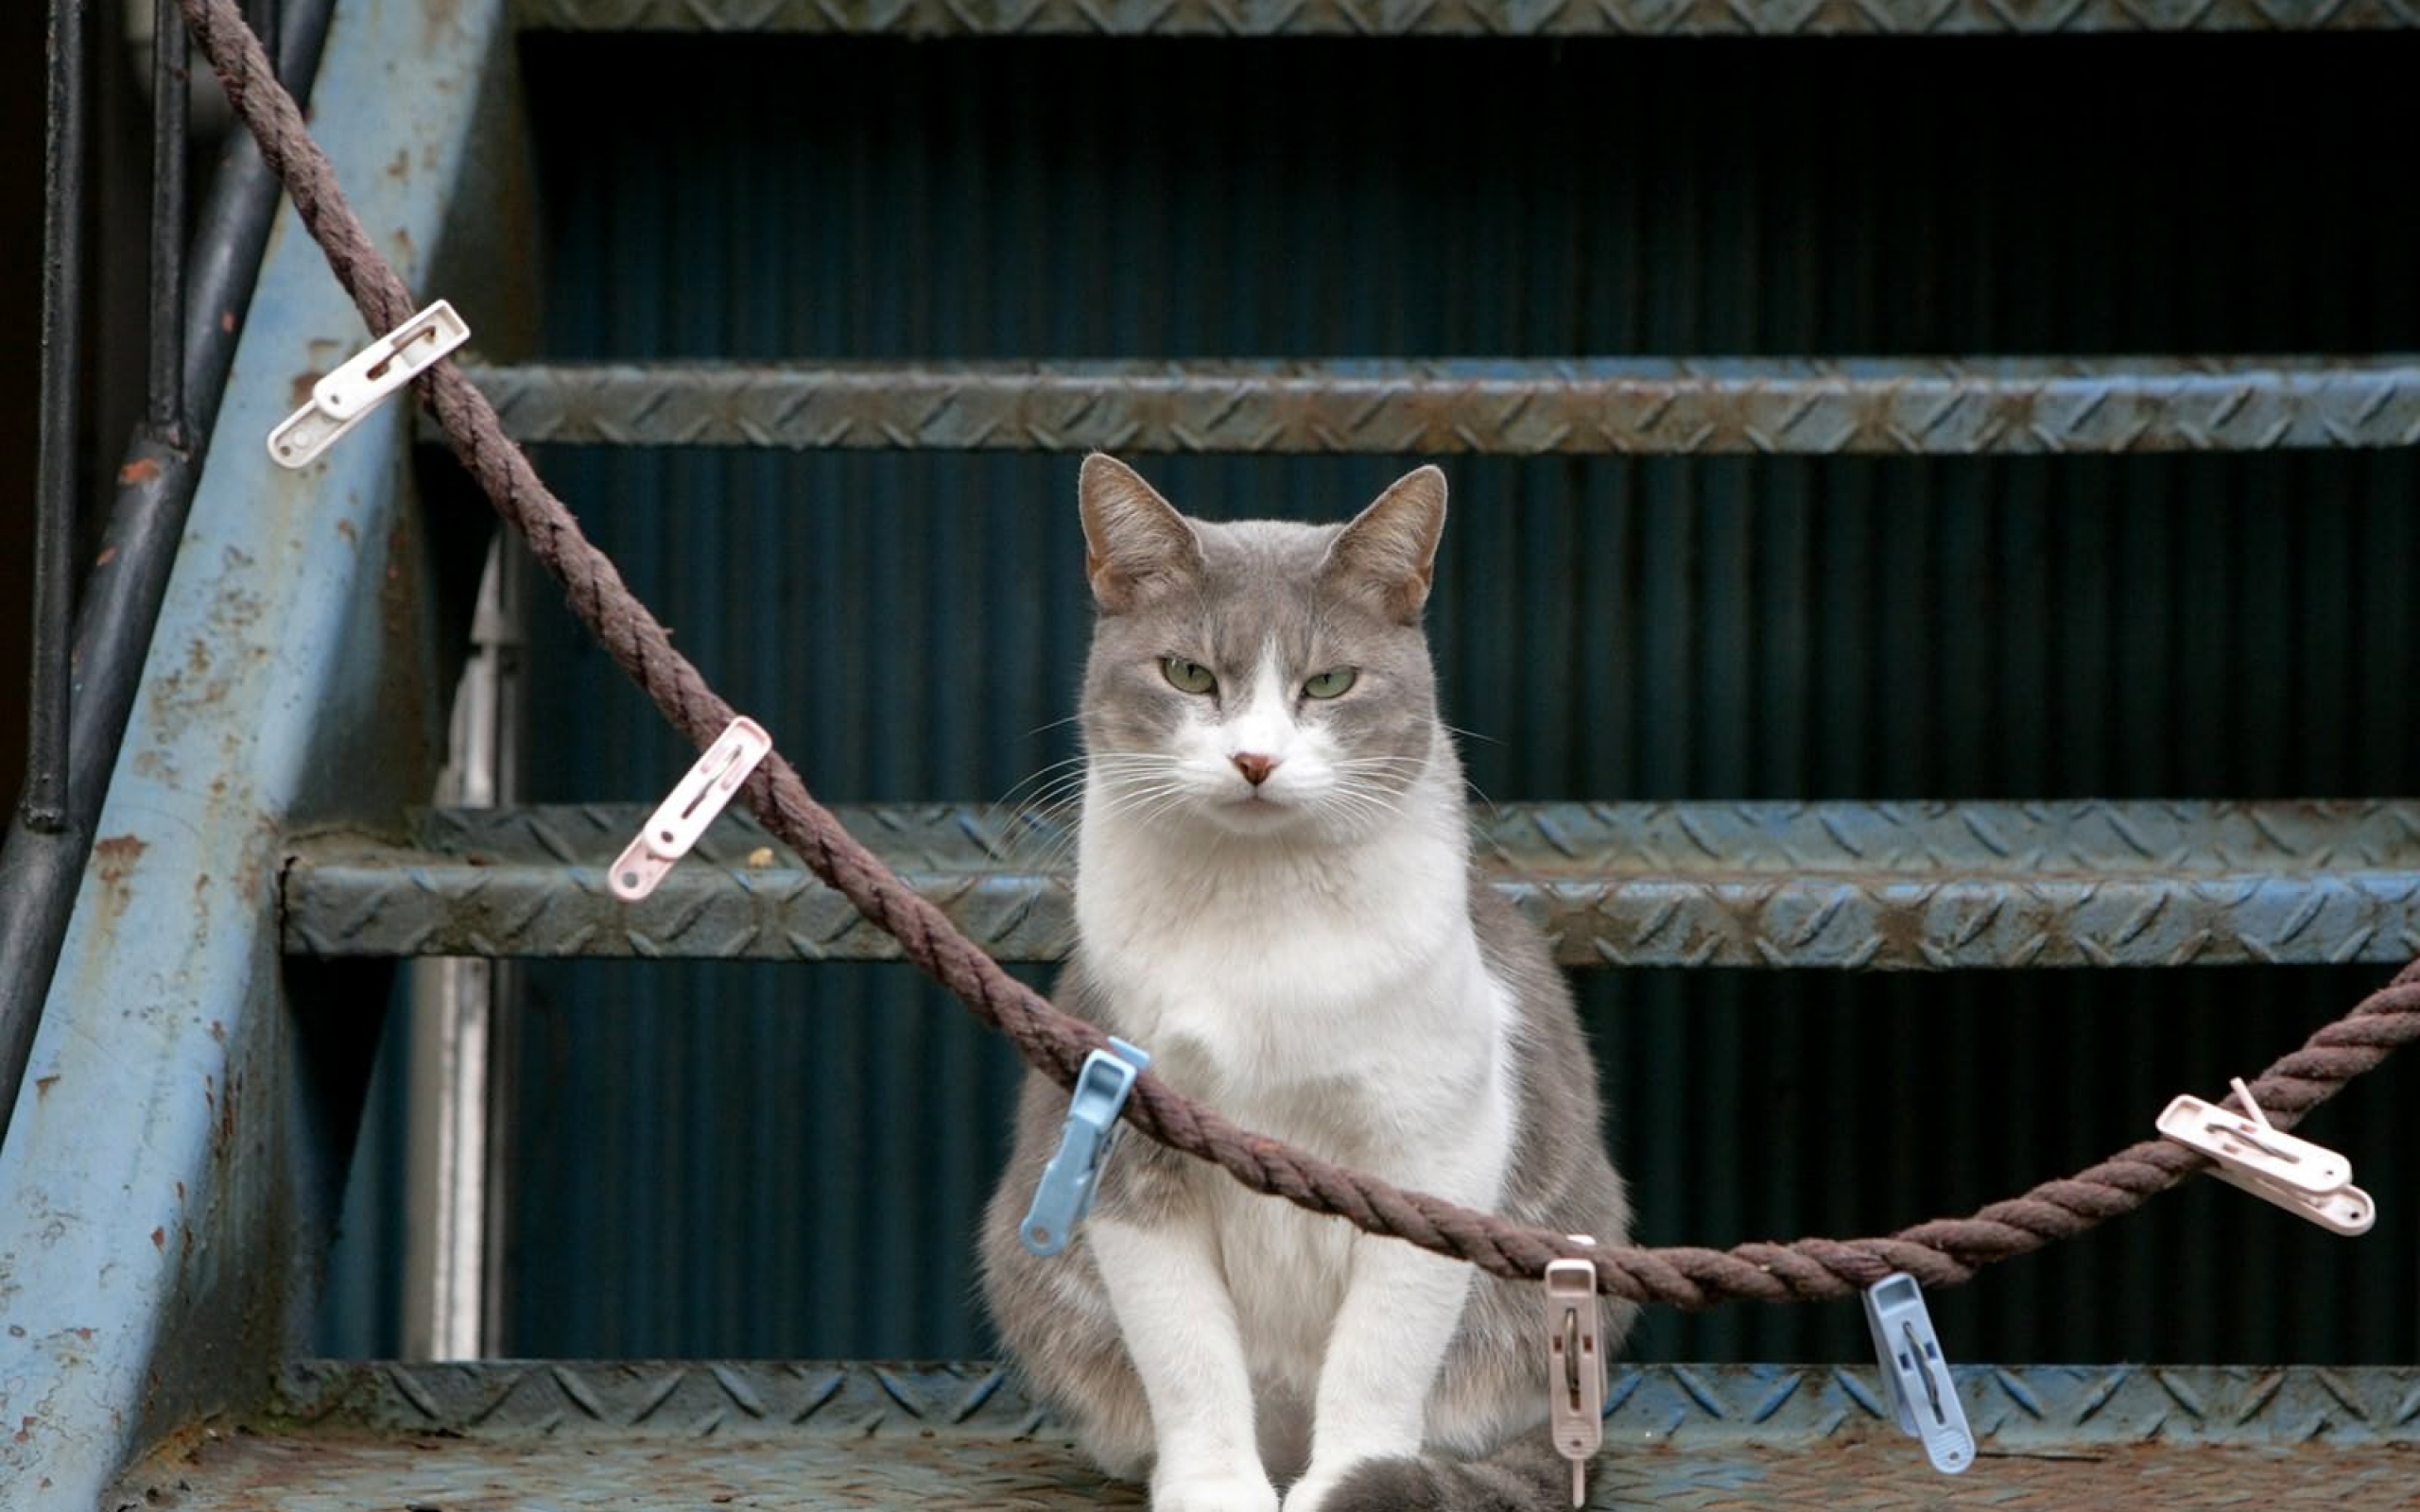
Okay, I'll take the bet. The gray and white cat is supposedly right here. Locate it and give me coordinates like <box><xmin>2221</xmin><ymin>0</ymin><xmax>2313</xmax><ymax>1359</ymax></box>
<box><xmin>980</xmin><ymin>456</ymin><xmax>1634</xmax><ymax>1512</ymax></box>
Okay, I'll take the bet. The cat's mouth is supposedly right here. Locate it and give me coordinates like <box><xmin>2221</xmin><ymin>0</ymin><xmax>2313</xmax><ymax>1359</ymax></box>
<box><xmin>1211</xmin><ymin>786</ymin><xmax>1298</xmax><ymax>826</ymax></box>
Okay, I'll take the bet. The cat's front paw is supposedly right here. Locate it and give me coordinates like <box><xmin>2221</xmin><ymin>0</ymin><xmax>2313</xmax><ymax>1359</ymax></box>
<box><xmin>1152</xmin><ymin>1469</ymin><xmax>1281</xmax><ymax>1512</ymax></box>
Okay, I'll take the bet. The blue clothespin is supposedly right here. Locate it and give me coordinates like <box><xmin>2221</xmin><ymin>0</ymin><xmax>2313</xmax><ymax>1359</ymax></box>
<box><xmin>1020</xmin><ymin>1038</ymin><xmax>1152</xmax><ymax>1256</ymax></box>
<box><xmin>1860</xmin><ymin>1272</ymin><xmax>1974</xmax><ymax>1475</ymax></box>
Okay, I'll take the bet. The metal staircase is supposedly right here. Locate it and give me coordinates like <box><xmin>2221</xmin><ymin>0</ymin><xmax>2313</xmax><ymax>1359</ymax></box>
<box><xmin>5</xmin><ymin>1</ymin><xmax>2418</xmax><ymax>1507</ymax></box>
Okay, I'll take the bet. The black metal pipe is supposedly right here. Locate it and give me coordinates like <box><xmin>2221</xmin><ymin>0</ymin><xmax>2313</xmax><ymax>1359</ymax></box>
<box><xmin>27</xmin><ymin>0</ymin><xmax>91</xmax><ymax>838</ymax></box>
<box><xmin>0</xmin><ymin>0</ymin><xmax>338</xmax><ymax>1147</ymax></box>
<box><xmin>147</xmin><ymin>0</ymin><xmax>190</xmax><ymax>450</ymax></box>
<box><xmin>244</xmin><ymin>0</ymin><xmax>279</xmax><ymax>70</ymax></box>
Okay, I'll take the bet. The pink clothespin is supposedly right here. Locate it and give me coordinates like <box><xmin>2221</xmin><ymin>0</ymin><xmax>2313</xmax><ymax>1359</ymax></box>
<box><xmin>1544</xmin><ymin>1235</ymin><xmax>1603</xmax><ymax>1508</ymax></box>
<box><xmin>610</xmin><ymin>717</ymin><xmax>772</xmax><ymax>902</ymax></box>
<box><xmin>2156</xmin><ymin>1078</ymin><xmax>2375</xmax><ymax>1236</ymax></box>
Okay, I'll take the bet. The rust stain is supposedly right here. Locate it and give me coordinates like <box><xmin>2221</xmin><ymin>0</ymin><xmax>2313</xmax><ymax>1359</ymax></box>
<box><xmin>12</xmin><ymin>1416</ymin><xmax>29</xmax><ymax>1444</ymax></box>
<box><xmin>386</xmin><ymin>148</ymin><xmax>411</xmax><ymax>182</ymax></box>
<box><xmin>73</xmin><ymin>1328</ymin><xmax>91</xmax><ymax>1342</ymax></box>
<box><xmin>219</xmin><ymin>310</ymin><xmax>234</xmax><ymax>335</ymax></box>
<box><xmin>336</xmin><ymin>519</ymin><xmax>358</xmax><ymax>548</ymax></box>
<box><xmin>33</xmin><ymin>1074</ymin><xmax>57</xmax><ymax>1100</ymax></box>
<box><xmin>118</xmin><ymin>457</ymin><xmax>163</xmax><ymax>486</ymax></box>
<box><xmin>95</xmin><ymin>545</ymin><xmax>116</xmax><ymax>567</ymax></box>
<box><xmin>149</xmin><ymin>1228</ymin><xmax>164</xmax><ymax>1251</ymax></box>
<box><xmin>94</xmin><ymin>835</ymin><xmax>148</xmax><ymax>886</ymax></box>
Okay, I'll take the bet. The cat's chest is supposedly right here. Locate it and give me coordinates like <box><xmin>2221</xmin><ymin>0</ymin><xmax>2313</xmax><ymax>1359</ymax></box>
<box><xmin>1074</xmin><ymin>829</ymin><xmax>1501</xmax><ymax>1127</ymax></box>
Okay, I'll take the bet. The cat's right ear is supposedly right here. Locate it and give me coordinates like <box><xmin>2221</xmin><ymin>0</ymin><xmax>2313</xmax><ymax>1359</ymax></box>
<box><xmin>1079</xmin><ymin>455</ymin><xmax>1202</xmax><ymax>613</ymax></box>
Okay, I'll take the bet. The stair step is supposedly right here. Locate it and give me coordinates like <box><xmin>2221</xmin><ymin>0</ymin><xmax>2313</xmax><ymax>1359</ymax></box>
<box><xmin>280</xmin><ymin>800</ymin><xmax>2420</xmax><ymax>969</ymax></box>
<box><xmin>458</xmin><ymin>357</ymin><xmax>2420</xmax><ymax>455</ymax></box>
<box><xmin>108</xmin><ymin>1361</ymin><xmax>2420</xmax><ymax>1509</ymax></box>
<box><xmin>510</xmin><ymin>0</ymin><xmax>2420</xmax><ymax>38</ymax></box>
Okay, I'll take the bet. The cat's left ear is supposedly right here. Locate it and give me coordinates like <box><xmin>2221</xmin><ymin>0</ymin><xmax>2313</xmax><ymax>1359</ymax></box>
<box><xmin>1324</xmin><ymin>466</ymin><xmax>1447</xmax><ymax>624</ymax></box>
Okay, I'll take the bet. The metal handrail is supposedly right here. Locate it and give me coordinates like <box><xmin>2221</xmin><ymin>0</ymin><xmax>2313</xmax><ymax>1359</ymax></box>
<box><xmin>0</xmin><ymin>0</ymin><xmax>330</xmax><ymax>1149</ymax></box>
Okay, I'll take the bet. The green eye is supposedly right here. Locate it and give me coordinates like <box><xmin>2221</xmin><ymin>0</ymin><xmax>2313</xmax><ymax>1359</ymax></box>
<box><xmin>1161</xmin><ymin>657</ymin><xmax>1217</xmax><ymax>695</ymax></box>
<box><xmin>1303</xmin><ymin>668</ymin><xmax>1357</xmax><ymax>699</ymax></box>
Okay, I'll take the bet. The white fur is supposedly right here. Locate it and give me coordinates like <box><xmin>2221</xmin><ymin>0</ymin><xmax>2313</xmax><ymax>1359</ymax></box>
<box><xmin>1077</xmin><ymin>649</ymin><xmax>1517</xmax><ymax>1512</ymax></box>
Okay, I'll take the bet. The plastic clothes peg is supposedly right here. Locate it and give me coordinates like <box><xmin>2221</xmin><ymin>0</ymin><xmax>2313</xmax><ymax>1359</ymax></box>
<box><xmin>268</xmin><ymin>300</ymin><xmax>469</xmax><ymax>468</ymax></box>
<box><xmin>1861</xmin><ymin>1272</ymin><xmax>1974</xmax><ymax>1475</ymax></box>
<box><xmin>2156</xmin><ymin>1078</ymin><xmax>2376</xmax><ymax>1237</ymax></box>
<box><xmin>1544</xmin><ymin>1238</ymin><xmax>1604</xmax><ymax>1508</ymax></box>
<box><xmin>1020</xmin><ymin>1038</ymin><xmax>1152</xmax><ymax>1256</ymax></box>
<box><xmin>609</xmin><ymin>717</ymin><xmax>772</xmax><ymax>902</ymax></box>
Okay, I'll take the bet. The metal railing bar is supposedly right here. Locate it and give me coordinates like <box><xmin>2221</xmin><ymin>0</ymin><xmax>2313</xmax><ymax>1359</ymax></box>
<box><xmin>148</xmin><ymin>0</ymin><xmax>190</xmax><ymax>450</ymax></box>
<box><xmin>27</xmin><ymin>0</ymin><xmax>91</xmax><ymax>838</ymax></box>
<box><xmin>243</xmin><ymin>0</ymin><xmax>278</xmax><ymax>66</ymax></box>
<box><xmin>0</xmin><ymin>0</ymin><xmax>338</xmax><ymax>1149</ymax></box>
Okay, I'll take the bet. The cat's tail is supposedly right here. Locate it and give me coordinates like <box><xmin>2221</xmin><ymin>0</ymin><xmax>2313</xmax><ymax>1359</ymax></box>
<box><xmin>1316</xmin><ymin>1435</ymin><xmax>1590</xmax><ymax>1512</ymax></box>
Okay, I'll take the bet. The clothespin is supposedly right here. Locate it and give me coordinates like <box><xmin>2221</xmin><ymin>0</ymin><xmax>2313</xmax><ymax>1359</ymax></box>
<box><xmin>268</xmin><ymin>300</ymin><xmax>470</xmax><ymax>468</ymax></box>
<box><xmin>609</xmin><ymin>717</ymin><xmax>773</xmax><ymax>902</ymax></box>
<box><xmin>1860</xmin><ymin>1272</ymin><xmax>1974</xmax><ymax>1476</ymax></box>
<box><xmin>1020</xmin><ymin>1039</ymin><xmax>1151</xmax><ymax>1256</ymax></box>
<box><xmin>1544</xmin><ymin>1236</ymin><xmax>1603</xmax><ymax>1508</ymax></box>
<box><xmin>2156</xmin><ymin>1078</ymin><xmax>2376</xmax><ymax>1236</ymax></box>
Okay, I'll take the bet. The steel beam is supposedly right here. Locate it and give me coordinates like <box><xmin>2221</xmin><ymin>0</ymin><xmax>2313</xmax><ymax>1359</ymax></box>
<box><xmin>0</xmin><ymin>2</ymin><xmax>516</xmax><ymax>1505</ymax></box>
<box><xmin>512</xmin><ymin>0</ymin><xmax>2420</xmax><ymax>37</ymax></box>
<box><xmin>463</xmin><ymin>357</ymin><xmax>2420</xmax><ymax>455</ymax></box>
<box><xmin>280</xmin><ymin>799</ymin><xmax>2420</xmax><ymax>970</ymax></box>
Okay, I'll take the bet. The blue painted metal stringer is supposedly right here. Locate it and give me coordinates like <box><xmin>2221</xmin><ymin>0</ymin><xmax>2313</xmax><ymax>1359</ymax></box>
<box><xmin>0</xmin><ymin>2</ymin><xmax>521</xmax><ymax>1503</ymax></box>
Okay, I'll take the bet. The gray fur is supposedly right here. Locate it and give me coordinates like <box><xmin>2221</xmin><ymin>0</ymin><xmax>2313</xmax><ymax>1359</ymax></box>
<box><xmin>979</xmin><ymin>456</ymin><xmax>1633</xmax><ymax>1511</ymax></box>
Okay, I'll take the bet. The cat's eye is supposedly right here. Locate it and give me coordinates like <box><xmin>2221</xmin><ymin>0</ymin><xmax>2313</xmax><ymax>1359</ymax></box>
<box><xmin>1303</xmin><ymin>668</ymin><xmax>1357</xmax><ymax>700</ymax></box>
<box><xmin>1161</xmin><ymin>657</ymin><xmax>1217</xmax><ymax>696</ymax></box>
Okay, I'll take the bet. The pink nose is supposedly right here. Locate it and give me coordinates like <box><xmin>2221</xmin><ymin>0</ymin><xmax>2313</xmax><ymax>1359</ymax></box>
<box><xmin>1232</xmin><ymin>752</ymin><xmax>1280</xmax><ymax>786</ymax></box>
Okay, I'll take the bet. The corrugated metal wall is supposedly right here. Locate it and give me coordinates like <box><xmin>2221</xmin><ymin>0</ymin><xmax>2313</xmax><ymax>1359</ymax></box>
<box><xmin>337</xmin><ymin>34</ymin><xmax>2420</xmax><ymax>1365</ymax></box>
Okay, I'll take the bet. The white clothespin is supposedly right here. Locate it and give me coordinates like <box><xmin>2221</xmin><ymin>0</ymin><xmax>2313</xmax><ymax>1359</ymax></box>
<box><xmin>1544</xmin><ymin>1236</ymin><xmax>1603</xmax><ymax>1509</ymax></box>
<box><xmin>1861</xmin><ymin>1272</ymin><xmax>1974</xmax><ymax>1475</ymax></box>
<box><xmin>609</xmin><ymin>718</ymin><xmax>773</xmax><ymax>902</ymax></box>
<box><xmin>2156</xmin><ymin>1078</ymin><xmax>2376</xmax><ymax>1236</ymax></box>
<box><xmin>268</xmin><ymin>300</ymin><xmax>470</xmax><ymax>468</ymax></box>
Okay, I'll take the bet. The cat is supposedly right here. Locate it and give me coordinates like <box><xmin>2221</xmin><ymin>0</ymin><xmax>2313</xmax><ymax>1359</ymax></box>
<box><xmin>979</xmin><ymin>455</ymin><xmax>1634</xmax><ymax>1512</ymax></box>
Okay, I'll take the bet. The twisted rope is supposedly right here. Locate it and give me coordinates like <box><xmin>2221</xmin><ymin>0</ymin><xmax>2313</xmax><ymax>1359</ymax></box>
<box><xmin>183</xmin><ymin>0</ymin><xmax>2420</xmax><ymax>1309</ymax></box>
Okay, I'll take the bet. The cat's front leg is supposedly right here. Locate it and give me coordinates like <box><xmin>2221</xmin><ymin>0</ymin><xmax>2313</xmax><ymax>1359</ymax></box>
<box><xmin>1088</xmin><ymin>1214</ymin><xmax>1280</xmax><ymax>1512</ymax></box>
<box><xmin>1282</xmin><ymin>1231</ymin><xmax>1478</xmax><ymax>1512</ymax></box>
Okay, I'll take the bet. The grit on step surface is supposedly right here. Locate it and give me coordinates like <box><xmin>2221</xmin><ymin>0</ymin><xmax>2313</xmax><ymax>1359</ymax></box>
<box><xmin>114</xmin><ymin>1431</ymin><xmax>2420</xmax><ymax>1510</ymax></box>
<box><xmin>101</xmin><ymin>1363</ymin><xmax>2420</xmax><ymax>1511</ymax></box>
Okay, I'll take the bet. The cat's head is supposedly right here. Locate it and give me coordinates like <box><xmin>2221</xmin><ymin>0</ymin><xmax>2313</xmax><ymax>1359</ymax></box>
<box><xmin>1076</xmin><ymin>455</ymin><xmax>1450</xmax><ymax>841</ymax></box>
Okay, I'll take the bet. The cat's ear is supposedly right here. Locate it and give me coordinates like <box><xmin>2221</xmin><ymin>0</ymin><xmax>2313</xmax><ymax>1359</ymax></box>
<box><xmin>1079</xmin><ymin>455</ymin><xmax>1202</xmax><ymax>613</ymax></box>
<box><xmin>1325</xmin><ymin>465</ymin><xmax>1447</xmax><ymax>623</ymax></box>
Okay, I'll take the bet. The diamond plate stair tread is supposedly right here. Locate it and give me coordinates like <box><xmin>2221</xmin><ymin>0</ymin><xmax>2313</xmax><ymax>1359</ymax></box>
<box><xmin>280</xmin><ymin>799</ymin><xmax>2420</xmax><ymax>969</ymax></box>
<box><xmin>511</xmin><ymin>0</ymin><xmax>2420</xmax><ymax>37</ymax></box>
<box><xmin>111</xmin><ymin>1363</ymin><xmax>2420</xmax><ymax>1507</ymax></box>
<box><xmin>458</xmin><ymin>357</ymin><xmax>2420</xmax><ymax>455</ymax></box>
<box><xmin>109</xmin><ymin>1432</ymin><xmax>2420</xmax><ymax>1510</ymax></box>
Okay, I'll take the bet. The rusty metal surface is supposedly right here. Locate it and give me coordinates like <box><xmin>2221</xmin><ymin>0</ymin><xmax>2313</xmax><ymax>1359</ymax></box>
<box><xmin>462</xmin><ymin>357</ymin><xmax>2420</xmax><ymax>455</ymax></box>
<box><xmin>279</xmin><ymin>800</ymin><xmax>2420</xmax><ymax>969</ymax></box>
<box><xmin>105</xmin><ymin>1362</ymin><xmax>2420</xmax><ymax>1510</ymax></box>
<box><xmin>0</xmin><ymin>2</ymin><xmax>518</xmax><ymax>1507</ymax></box>
<box><xmin>260</xmin><ymin>1361</ymin><xmax>2420</xmax><ymax>1445</ymax></box>
<box><xmin>511</xmin><ymin>0</ymin><xmax>2420</xmax><ymax>36</ymax></box>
